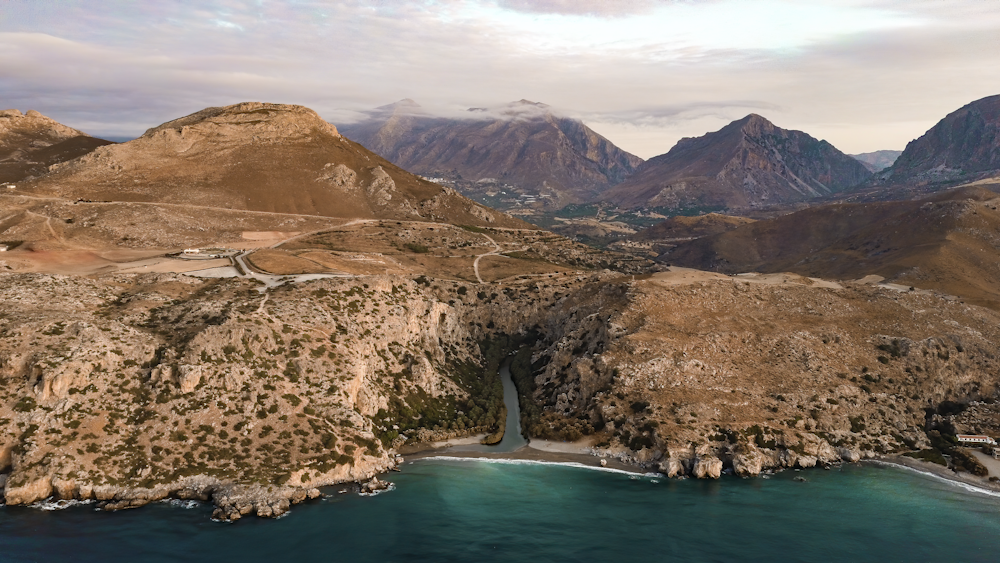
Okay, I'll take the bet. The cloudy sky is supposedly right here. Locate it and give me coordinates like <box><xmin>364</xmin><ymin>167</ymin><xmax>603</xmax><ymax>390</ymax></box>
<box><xmin>1</xmin><ymin>0</ymin><xmax>998</xmax><ymax>158</ymax></box>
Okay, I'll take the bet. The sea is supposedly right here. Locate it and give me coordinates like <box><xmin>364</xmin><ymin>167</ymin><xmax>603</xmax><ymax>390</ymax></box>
<box><xmin>2</xmin><ymin>460</ymin><xmax>1000</xmax><ymax>562</ymax></box>
<box><xmin>4</xmin><ymin>364</ymin><xmax>1000</xmax><ymax>561</ymax></box>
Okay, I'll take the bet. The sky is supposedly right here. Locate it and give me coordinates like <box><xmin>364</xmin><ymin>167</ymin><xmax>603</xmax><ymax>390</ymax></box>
<box><xmin>1</xmin><ymin>0</ymin><xmax>998</xmax><ymax>159</ymax></box>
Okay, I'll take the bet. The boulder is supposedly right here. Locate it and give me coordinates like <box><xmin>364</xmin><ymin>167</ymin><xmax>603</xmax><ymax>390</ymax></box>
<box><xmin>732</xmin><ymin>444</ymin><xmax>764</xmax><ymax>477</ymax></box>
<box><xmin>693</xmin><ymin>457</ymin><xmax>723</xmax><ymax>479</ymax></box>
<box><xmin>837</xmin><ymin>448</ymin><xmax>861</xmax><ymax>463</ymax></box>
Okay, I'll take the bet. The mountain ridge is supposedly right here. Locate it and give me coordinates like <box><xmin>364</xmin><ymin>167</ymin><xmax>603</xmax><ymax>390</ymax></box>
<box><xmin>599</xmin><ymin>113</ymin><xmax>872</xmax><ymax>211</ymax></box>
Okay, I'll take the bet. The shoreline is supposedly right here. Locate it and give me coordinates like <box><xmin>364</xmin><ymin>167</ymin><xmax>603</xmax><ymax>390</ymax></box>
<box><xmin>397</xmin><ymin>439</ymin><xmax>643</xmax><ymax>473</ymax></box>
<box><xmin>871</xmin><ymin>455</ymin><xmax>1000</xmax><ymax>497</ymax></box>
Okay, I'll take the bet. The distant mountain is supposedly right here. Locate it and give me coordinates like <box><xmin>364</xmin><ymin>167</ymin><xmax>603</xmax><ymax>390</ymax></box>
<box><xmin>663</xmin><ymin>184</ymin><xmax>1000</xmax><ymax>309</ymax></box>
<box><xmin>599</xmin><ymin>114</ymin><xmax>872</xmax><ymax>211</ymax></box>
<box><xmin>850</xmin><ymin>150</ymin><xmax>902</xmax><ymax>173</ymax></box>
<box><xmin>339</xmin><ymin>100</ymin><xmax>643</xmax><ymax>208</ymax></box>
<box><xmin>19</xmin><ymin>102</ymin><xmax>525</xmax><ymax>228</ymax></box>
<box><xmin>0</xmin><ymin>109</ymin><xmax>113</xmax><ymax>183</ymax></box>
<box><xmin>875</xmin><ymin>94</ymin><xmax>1000</xmax><ymax>188</ymax></box>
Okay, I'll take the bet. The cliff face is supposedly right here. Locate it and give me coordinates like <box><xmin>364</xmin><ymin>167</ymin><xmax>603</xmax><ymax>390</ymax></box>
<box><xmin>19</xmin><ymin>102</ymin><xmax>524</xmax><ymax>228</ymax></box>
<box><xmin>525</xmin><ymin>270</ymin><xmax>1000</xmax><ymax>475</ymax></box>
<box><xmin>601</xmin><ymin>114</ymin><xmax>871</xmax><ymax>211</ymax></box>
<box><xmin>0</xmin><ymin>109</ymin><xmax>113</xmax><ymax>183</ymax></box>
<box><xmin>4</xmin><ymin>264</ymin><xmax>1000</xmax><ymax>514</ymax></box>
<box><xmin>340</xmin><ymin>100</ymin><xmax>643</xmax><ymax>207</ymax></box>
<box><xmin>876</xmin><ymin>94</ymin><xmax>1000</xmax><ymax>187</ymax></box>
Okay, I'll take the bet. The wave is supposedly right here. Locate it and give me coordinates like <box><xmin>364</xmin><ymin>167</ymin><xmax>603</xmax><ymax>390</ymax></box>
<box><xmin>161</xmin><ymin>499</ymin><xmax>202</xmax><ymax>509</ymax></box>
<box><xmin>418</xmin><ymin>455</ymin><xmax>663</xmax><ymax>478</ymax></box>
<box><xmin>29</xmin><ymin>498</ymin><xmax>93</xmax><ymax>511</ymax></box>
<box><xmin>870</xmin><ymin>460</ymin><xmax>1000</xmax><ymax>499</ymax></box>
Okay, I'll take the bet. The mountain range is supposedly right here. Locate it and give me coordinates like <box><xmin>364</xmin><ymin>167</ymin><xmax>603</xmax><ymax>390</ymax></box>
<box><xmin>339</xmin><ymin>100</ymin><xmax>643</xmax><ymax>209</ymax></box>
<box><xmin>17</xmin><ymin>102</ymin><xmax>522</xmax><ymax>228</ymax></box>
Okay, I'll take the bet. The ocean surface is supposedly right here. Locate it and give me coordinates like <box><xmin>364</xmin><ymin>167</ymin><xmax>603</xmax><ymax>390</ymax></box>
<box><xmin>3</xmin><ymin>460</ymin><xmax>1000</xmax><ymax>562</ymax></box>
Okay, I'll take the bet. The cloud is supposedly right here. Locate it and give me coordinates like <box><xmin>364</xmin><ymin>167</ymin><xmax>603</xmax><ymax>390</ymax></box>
<box><xmin>0</xmin><ymin>0</ymin><xmax>997</xmax><ymax>157</ymax></box>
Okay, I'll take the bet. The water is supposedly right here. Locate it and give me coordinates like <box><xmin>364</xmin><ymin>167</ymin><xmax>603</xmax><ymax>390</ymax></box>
<box><xmin>5</xmin><ymin>362</ymin><xmax>1000</xmax><ymax>561</ymax></box>
<box><xmin>448</xmin><ymin>361</ymin><xmax>528</xmax><ymax>454</ymax></box>
<box><xmin>3</xmin><ymin>461</ymin><xmax>1000</xmax><ymax>562</ymax></box>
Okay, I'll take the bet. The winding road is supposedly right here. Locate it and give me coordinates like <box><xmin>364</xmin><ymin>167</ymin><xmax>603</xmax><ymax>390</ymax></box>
<box><xmin>473</xmin><ymin>233</ymin><xmax>502</xmax><ymax>283</ymax></box>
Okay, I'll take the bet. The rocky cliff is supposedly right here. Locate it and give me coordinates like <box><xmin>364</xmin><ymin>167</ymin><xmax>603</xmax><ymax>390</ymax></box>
<box><xmin>4</xmin><ymin>262</ymin><xmax>1000</xmax><ymax>515</ymax></box>
<box><xmin>875</xmin><ymin>94</ymin><xmax>1000</xmax><ymax>188</ymax></box>
<box><xmin>340</xmin><ymin>100</ymin><xmax>643</xmax><ymax>208</ymax></box>
<box><xmin>600</xmin><ymin>114</ymin><xmax>872</xmax><ymax>211</ymax></box>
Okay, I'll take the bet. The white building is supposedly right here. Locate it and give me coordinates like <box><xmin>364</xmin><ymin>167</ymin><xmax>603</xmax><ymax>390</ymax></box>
<box><xmin>0</xmin><ymin>245</ymin><xmax>8</xmax><ymax>252</ymax></box>
<box><xmin>957</xmin><ymin>434</ymin><xmax>997</xmax><ymax>446</ymax></box>
<box><xmin>183</xmin><ymin>248</ymin><xmax>201</xmax><ymax>254</ymax></box>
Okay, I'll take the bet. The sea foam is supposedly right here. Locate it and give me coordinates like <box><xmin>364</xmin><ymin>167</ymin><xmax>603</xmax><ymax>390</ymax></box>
<box><xmin>419</xmin><ymin>455</ymin><xmax>663</xmax><ymax>478</ymax></box>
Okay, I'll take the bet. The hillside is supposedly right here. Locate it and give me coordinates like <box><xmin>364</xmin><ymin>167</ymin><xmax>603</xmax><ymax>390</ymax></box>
<box><xmin>663</xmin><ymin>185</ymin><xmax>1000</xmax><ymax>309</ymax></box>
<box><xmin>0</xmin><ymin>109</ymin><xmax>113</xmax><ymax>183</ymax></box>
<box><xmin>600</xmin><ymin>114</ymin><xmax>872</xmax><ymax>212</ymax></box>
<box><xmin>16</xmin><ymin>102</ymin><xmax>523</xmax><ymax>229</ymax></box>
<box><xmin>339</xmin><ymin>100</ymin><xmax>643</xmax><ymax>209</ymax></box>
<box><xmin>874</xmin><ymin>94</ymin><xmax>1000</xmax><ymax>189</ymax></box>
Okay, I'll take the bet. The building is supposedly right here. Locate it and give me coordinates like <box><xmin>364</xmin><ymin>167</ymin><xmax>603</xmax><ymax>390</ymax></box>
<box><xmin>183</xmin><ymin>248</ymin><xmax>201</xmax><ymax>254</ymax></box>
<box><xmin>957</xmin><ymin>434</ymin><xmax>997</xmax><ymax>446</ymax></box>
<box><xmin>0</xmin><ymin>245</ymin><xmax>8</xmax><ymax>252</ymax></box>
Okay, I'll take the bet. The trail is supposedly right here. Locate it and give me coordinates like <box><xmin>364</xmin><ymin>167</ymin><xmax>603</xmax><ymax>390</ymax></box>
<box><xmin>473</xmin><ymin>233</ymin><xmax>502</xmax><ymax>283</ymax></box>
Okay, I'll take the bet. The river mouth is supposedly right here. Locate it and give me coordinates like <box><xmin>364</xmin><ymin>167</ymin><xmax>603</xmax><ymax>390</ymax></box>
<box><xmin>440</xmin><ymin>359</ymin><xmax>528</xmax><ymax>454</ymax></box>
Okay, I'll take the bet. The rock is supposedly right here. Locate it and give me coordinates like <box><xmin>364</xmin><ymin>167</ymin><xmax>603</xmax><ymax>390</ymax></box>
<box><xmin>600</xmin><ymin>459</ymin><xmax>608</xmax><ymax>467</ymax></box>
<box><xmin>3</xmin><ymin>475</ymin><xmax>53</xmax><ymax>505</ymax></box>
<box><xmin>796</xmin><ymin>455</ymin><xmax>818</xmax><ymax>468</ymax></box>
<box><xmin>360</xmin><ymin>476</ymin><xmax>390</xmax><ymax>494</ymax></box>
<box><xmin>732</xmin><ymin>444</ymin><xmax>764</xmax><ymax>477</ymax></box>
<box><xmin>693</xmin><ymin>457</ymin><xmax>723</xmax><ymax>479</ymax></box>
<box><xmin>306</xmin><ymin>488</ymin><xmax>322</xmax><ymax>499</ymax></box>
<box><xmin>837</xmin><ymin>448</ymin><xmax>861</xmax><ymax>463</ymax></box>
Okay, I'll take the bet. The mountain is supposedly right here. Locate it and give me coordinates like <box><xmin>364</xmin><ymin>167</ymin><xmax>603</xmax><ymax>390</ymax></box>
<box><xmin>850</xmin><ymin>150</ymin><xmax>902</xmax><ymax>173</ymax></box>
<box><xmin>599</xmin><ymin>114</ymin><xmax>872</xmax><ymax>211</ymax></box>
<box><xmin>18</xmin><ymin>102</ymin><xmax>523</xmax><ymax>228</ymax></box>
<box><xmin>663</xmin><ymin>184</ymin><xmax>1000</xmax><ymax>310</ymax></box>
<box><xmin>0</xmin><ymin>109</ymin><xmax>113</xmax><ymax>183</ymax></box>
<box><xmin>339</xmin><ymin>99</ymin><xmax>643</xmax><ymax>208</ymax></box>
<box><xmin>874</xmin><ymin>94</ymin><xmax>1000</xmax><ymax>188</ymax></box>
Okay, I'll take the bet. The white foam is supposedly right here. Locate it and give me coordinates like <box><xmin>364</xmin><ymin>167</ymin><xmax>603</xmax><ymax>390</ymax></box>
<box><xmin>418</xmin><ymin>455</ymin><xmax>664</xmax><ymax>478</ymax></box>
<box><xmin>870</xmin><ymin>460</ymin><xmax>1000</xmax><ymax>499</ymax></box>
<box><xmin>162</xmin><ymin>499</ymin><xmax>201</xmax><ymax>509</ymax></box>
<box><xmin>30</xmin><ymin>498</ymin><xmax>93</xmax><ymax>511</ymax></box>
<box><xmin>359</xmin><ymin>482</ymin><xmax>396</xmax><ymax>497</ymax></box>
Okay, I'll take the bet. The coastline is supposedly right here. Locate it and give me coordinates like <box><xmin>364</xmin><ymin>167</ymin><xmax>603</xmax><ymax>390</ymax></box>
<box><xmin>872</xmin><ymin>455</ymin><xmax>1000</xmax><ymax>497</ymax></box>
<box><xmin>397</xmin><ymin>439</ymin><xmax>644</xmax><ymax>474</ymax></box>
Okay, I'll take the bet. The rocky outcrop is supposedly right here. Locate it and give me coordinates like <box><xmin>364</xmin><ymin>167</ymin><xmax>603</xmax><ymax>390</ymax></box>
<box><xmin>0</xmin><ymin>109</ymin><xmax>113</xmax><ymax>183</ymax></box>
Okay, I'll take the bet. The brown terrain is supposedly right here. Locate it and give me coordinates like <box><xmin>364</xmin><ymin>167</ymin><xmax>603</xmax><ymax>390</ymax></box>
<box><xmin>4</xmin><ymin>102</ymin><xmax>1000</xmax><ymax>519</ymax></box>
<box><xmin>662</xmin><ymin>183</ymin><xmax>1000</xmax><ymax>310</ymax></box>
<box><xmin>339</xmin><ymin>99</ymin><xmax>643</xmax><ymax>209</ymax></box>
<box><xmin>600</xmin><ymin>114</ymin><xmax>872</xmax><ymax>212</ymax></box>
<box><xmin>1</xmin><ymin>109</ymin><xmax>114</xmax><ymax>184</ymax></box>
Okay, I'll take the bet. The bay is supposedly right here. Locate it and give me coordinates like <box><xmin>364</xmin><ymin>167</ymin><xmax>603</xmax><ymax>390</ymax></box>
<box><xmin>2</xmin><ymin>460</ymin><xmax>1000</xmax><ymax>562</ymax></box>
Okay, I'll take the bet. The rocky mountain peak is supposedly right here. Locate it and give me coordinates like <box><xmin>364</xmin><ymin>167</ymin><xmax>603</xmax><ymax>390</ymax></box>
<box><xmin>141</xmin><ymin>102</ymin><xmax>341</xmax><ymax>143</ymax></box>
<box><xmin>600</xmin><ymin>114</ymin><xmax>871</xmax><ymax>211</ymax></box>
<box><xmin>876</xmin><ymin>94</ymin><xmax>1000</xmax><ymax>187</ymax></box>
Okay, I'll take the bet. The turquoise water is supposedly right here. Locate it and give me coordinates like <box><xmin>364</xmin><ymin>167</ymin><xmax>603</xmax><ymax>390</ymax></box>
<box><xmin>3</xmin><ymin>460</ymin><xmax>1000</xmax><ymax>562</ymax></box>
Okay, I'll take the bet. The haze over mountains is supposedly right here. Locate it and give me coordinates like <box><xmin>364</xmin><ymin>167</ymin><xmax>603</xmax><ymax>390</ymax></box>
<box><xmin>339</xmin><ymin>99</ymin><xmax>643</xmax><ymax>209</ymax></box>
<box><xmin>600</xmin><ymin>114</ymin><xmax>872</xmax><ymax>212</ymax></box>
<box><xmin>850</xmin><ymin>150</ymin><xmax>902</xmax><ymax>173</ymax></box>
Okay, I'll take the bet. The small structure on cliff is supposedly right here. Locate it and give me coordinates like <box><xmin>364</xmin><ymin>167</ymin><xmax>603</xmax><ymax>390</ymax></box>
<box><xmin>957</xmin><ymin>434</ymin><xmax>997</xmax><ymax>446</ymax></box>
